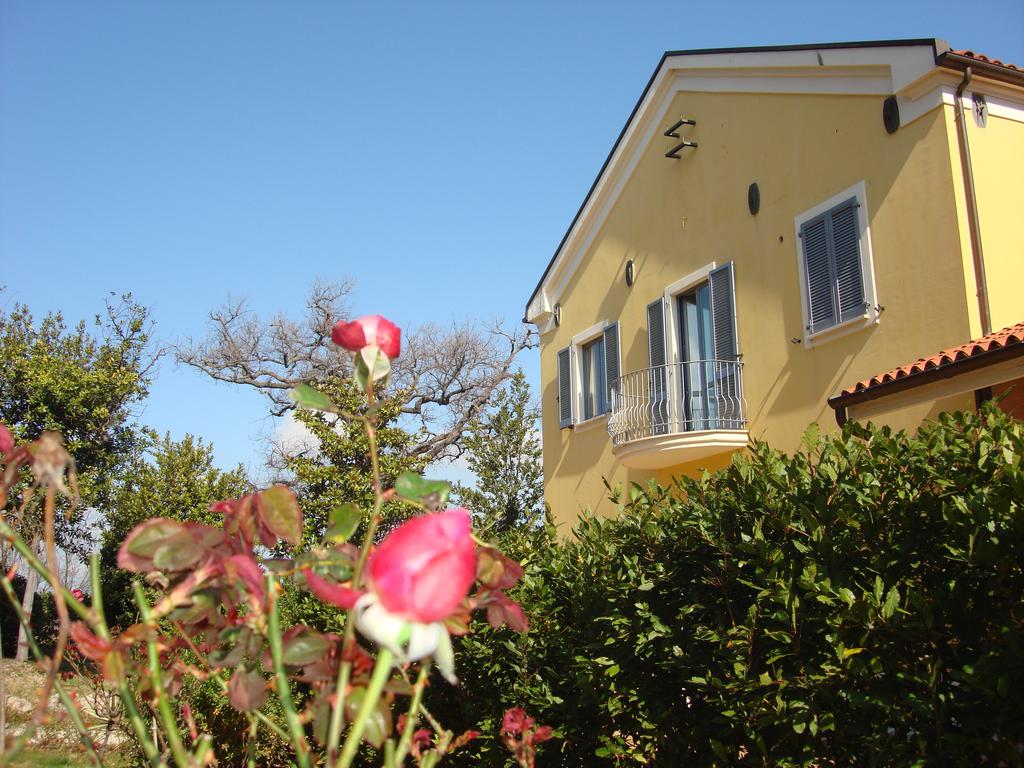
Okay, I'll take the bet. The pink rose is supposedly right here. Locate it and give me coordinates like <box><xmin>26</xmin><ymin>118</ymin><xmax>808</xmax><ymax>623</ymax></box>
<box><xmin>0</xmin><ymin>423</ymin><xmax>13</xmax><ymax>454</ymax></box>
<box><xmin>367</xmin><ymin>508</ymin><xmax>475</xmax><ymax>623</ymax></box>
<box><xmin>71</xmin><ymin>589</ymin><xmax>85</xmax><ymax>601</ymax></box>
<box><xmin>332</xmin><ymin>315</ymin><xmax>401</xmax><ymax>360</ymax></box>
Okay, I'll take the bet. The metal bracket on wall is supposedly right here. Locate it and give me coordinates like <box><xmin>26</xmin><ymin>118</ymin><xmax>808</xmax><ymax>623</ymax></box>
<box><xmin>664</xmin><ymin>118</ymin><xmax>697</xmax><ymax>159</ymax></box>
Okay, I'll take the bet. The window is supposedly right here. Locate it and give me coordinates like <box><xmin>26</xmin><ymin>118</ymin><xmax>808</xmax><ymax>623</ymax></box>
<box><xmin>646</xmin><ymin>262</ymin><xmax>742</xmax><ymax>434</ymax></box>
<box><xmin>795</xmin><ymin>181</ymin><xmax>878</xmax><ymax>345</ymax></box>
<box><xmin>557</xmin><ymin>322</ymin><xmax>620</xmax><ymax>428</ymax></box>
<box><xmin>581</xmin><ymin>337</ymin><xmax>607</xmax><ymax>420</ymax></box>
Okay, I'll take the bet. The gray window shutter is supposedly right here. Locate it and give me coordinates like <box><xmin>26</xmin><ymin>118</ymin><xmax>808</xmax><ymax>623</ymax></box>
<box><xmin>647</xmin><ymin>299</ymin><xmax>668</xmax><ymax>435</ymax></box>
<box><xmin>603</xmin><ymin>323</ymin><xmax>620</xmax><ymax>410</ymax></box>
<box><xmin>709</xmin><ymin>262</ymin><xmax>742</xmax><ymax>427</ymax></box>
<box><xmin>800</xmin><ymin>214</ymin><xmax>837</xmax><ymax>333</ymax></box>
<box><xmin>647</xmin><ymin>300</ymin><xmax>666</xmax><ymax>367</ymax></box>
<box><xmin>708</xmin><ymin>262</ymin><xmax>738</xmax><ymax>361</ymax></box>
<box><xmin>829</xmin><ymin>199</ymin><xmax>865</xmax><ymax>321</ymax></box>
<box><xmin>557</xmin><ymin>347</ymin><xmax>572</xmax><ymax>428</ymax></box>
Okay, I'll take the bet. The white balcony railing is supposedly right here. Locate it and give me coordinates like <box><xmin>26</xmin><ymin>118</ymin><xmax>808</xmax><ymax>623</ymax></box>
<box><xmin>608</xmin><ymin>360</ymin><xmax>747</xmax><ymax>447</ymax></box>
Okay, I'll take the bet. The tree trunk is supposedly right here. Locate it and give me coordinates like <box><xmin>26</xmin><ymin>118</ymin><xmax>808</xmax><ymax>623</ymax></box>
<box><xmin>15</xmin><ymin>537</ymin><xmax>40</xmax><ymax>663</ymax></box>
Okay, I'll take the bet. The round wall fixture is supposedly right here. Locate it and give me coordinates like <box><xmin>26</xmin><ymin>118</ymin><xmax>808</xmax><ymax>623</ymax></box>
<box><xmin>747</xmin><ymin>182</ymin><xmax>760</xmax><ymax>215</ymax></box>
<box><xmin>625</xmin><ymin>259</ymin><xmax>635</xmax><ymax>286</ymax></box>
<box><xmin>883</xmin><ymin>96</ymin><xmax>900</xmax><ymax>134</ymax></box>
<box><xmin>553</xmin><ymin>303</ymin><xmax>561</xmax><ymax>327</ymax></box>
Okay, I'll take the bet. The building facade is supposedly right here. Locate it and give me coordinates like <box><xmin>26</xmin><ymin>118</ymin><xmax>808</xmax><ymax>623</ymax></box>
<box><xmin>524</xmin><ymin>40</ymin><xmax>1024</xmax><ymax>526</ymax></box>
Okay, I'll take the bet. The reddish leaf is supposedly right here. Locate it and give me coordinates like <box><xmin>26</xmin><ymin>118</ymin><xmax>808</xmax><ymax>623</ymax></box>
<box><xmin>501</xmin><ymin>707</ymin><xmax>533</xmax><ymax>735</ymax></box>
<box><xmin>257</xmin><ymin>486</ymin><xmax>303</xmax><ymax>545</ymax></box>
<box><xmin>101</xmin><ymin>650</ymin><xmax>125</xmax><ymax>684</ymax></box>
<box><xmin>486</xmin><ymin>593</ymin><xmax>529</xmax><ymax>632</ymax></box>
<box><xmin>152</xmin><ymin>531</ymin><xmax>205</xmax><ymax>571</ymax></box>
<box><xmin>70</xmin><ymin>622</ymin><xmax>113</xmax><ymax>661</ymax></box>
<box><xmin>183</xmin><ymin>521</ymin><xmax>226</xmax><ymax>549</ymax></box>
<box><xmin>117</xmin><ymin>518</ymin><xmax>189</xmax><ymax>571</ymax></box>
<box><xmin>532</xmin><ymin>725</ymin><xmax>553</xmax><ymax>743</ymax></box>
<box><xmin>228</xmin><ymin>668</ymin><xmax>268</xmax><ymax>713</ymax></box>
<box><xmin>302</xmin><ymin>568</ymin><xmax>363</xmax><ymax>610</ymax></box>
<box><xmin>226</xmin><ymin>554</ymin><xmax>266</xmax><ymax>601</ymax></box>
<box><xmin>218</xmin><ymin>495</ymin><xmax>258</xmax><ymax>548</ymax></box>
<box><xmin>450</xmin><ymin>729</ymin><xmax>481</xmax><ymax>752</ymax></box>
<box><xmin>476</xmin><ymin>547</ymin><xmax>525</xmax><ymax>590</ymax></box>
<box><xmin>344</xmin><ymin>687</ymin><xmax>392</xmax><ymax>748</ymax></box>
<box><xmin>281</xmin><ymin>626</ymin><xmax>331</xmax><ymax>666</ymax></box>
<box><xmin>0</xmin><ymin>422</ymin><xmax>13</xmax><ymax>454</ymax></box>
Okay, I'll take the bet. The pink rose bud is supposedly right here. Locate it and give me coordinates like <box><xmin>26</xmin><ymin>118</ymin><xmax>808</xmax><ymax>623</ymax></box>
<box><xmin>0</xmin><ymin>423</ymin><xmax>13</xmax><ymax>454</ymax></box>
<box><xmin>71</xmin><ymin>589</ymin><xmax>85</xmax><ymax>601</ymax></box>
<box><xmin>367</xmin><ymin>508</ymin><xmax>476</xmax><ymax>624</ymax></box>
<box><xmin>332</xmin><ymin>315</ymin><xmax>401</xmax><ymax>360</ymax></box>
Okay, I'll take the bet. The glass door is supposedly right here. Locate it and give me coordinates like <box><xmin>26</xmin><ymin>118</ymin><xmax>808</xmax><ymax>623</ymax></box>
<box><xmin>677</xmin><ymin>285</ymin><xmax>717</xmax><ymax>430</ymax></box>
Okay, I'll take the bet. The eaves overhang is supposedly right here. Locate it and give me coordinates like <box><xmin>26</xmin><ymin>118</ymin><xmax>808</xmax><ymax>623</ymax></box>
<box><xmin>936</xmin><ymin>50</ymin><xmax>1024</xmax><ymax>88</ymax></box>
<box><xmin>828</xmin><ymin>322</ymin><xmax>1024</xmax><ymax>421</ymax></box>
<box><xmin>524</xmin><ymin>38</ymin><xmax>976</xmax><ymax>329</ymax></box>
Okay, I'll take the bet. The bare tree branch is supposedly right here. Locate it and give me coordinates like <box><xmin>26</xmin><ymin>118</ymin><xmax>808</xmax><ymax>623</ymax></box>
<box><xmin>175</xmin><ymin>280</ymin><xmax>536</xmax><ymax>460</ymax></box>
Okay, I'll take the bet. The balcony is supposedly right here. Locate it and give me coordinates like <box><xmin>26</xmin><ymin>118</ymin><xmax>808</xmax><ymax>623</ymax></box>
<box><xmin>608</xmin><ymin>360</ymin><xmax>749</xmax><ymax>469</ymax></box>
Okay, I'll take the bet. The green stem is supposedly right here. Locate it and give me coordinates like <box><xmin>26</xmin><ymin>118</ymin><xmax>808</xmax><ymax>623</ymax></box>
<box><xmin>193</xmin><ymin>733</ymin><xmax>214</xmax><ymax>765</ymax></box>
<box><xmin>336</xmin><ymin>647</ymin><xmax>395</xmax><ymax>768</ymax></box>
<box><xmin>88</xmin><ymin>556</ymin><xmax>160</xmax><ymax>765</ymax></box>
<box><xmin>215</xmin><ymin>671</ymin><xmax>291</xmax><ymax>744</ymax></box>
<box><xmin>266</xmin><ymin>573</ymin><xmax>313</xmax><ymax>768</ymax></box>
<box><xmin>325</xmin><ymin>397</ymin><xmax>386</xmax><ymax>763</ymax></box>
<box><xmin>393</xmin><ymin>662</ymin><xmax>431</xmax><ymax>766</ymax></box>
<box><xmin>0</xmin><ymin>576</ymin><xmax>103</xmax><ymax>767</ymax></box>
<box><xmin>166</xmin><ymin>617</ymin><xmax>292</xmax><ymax>746</ymax></box>
<box><xmin>246</xmin><ymin>714</ymin><xmax>259</xmax><ymax>768</ymax></box>
<box><xmin>133</xmin><ymin>581</ymin><xmax>190</xmax><ymax>767</ymax></box>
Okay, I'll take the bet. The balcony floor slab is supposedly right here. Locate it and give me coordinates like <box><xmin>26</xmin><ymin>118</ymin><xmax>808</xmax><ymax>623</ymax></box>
<box><xmin>612</xmin><ymin>429</ymin><xmax>749</xmax><ymax>469</ymax></box>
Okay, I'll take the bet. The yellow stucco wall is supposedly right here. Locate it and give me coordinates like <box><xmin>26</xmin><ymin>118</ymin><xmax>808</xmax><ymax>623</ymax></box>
<box><xmin>955</xmin><ymin>104</ymin><xmax>1024</xmax><ymax>332</ymax></box>
<box><xmin>539</xmin><ymin>89</ymin><xmax>983</xmax><ymax>530</ymax></box>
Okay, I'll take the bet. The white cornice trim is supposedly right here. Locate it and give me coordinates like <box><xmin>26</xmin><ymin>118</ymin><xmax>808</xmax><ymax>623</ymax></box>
<box><xmin>897</xmin><ymin>70</ymin><xmax>1024</xmax><ymax>127</ymax></box>
<box><xmin>526</xmin><ymin>44</ymin><xmax>950</xmax><ymax>325</ymax></box>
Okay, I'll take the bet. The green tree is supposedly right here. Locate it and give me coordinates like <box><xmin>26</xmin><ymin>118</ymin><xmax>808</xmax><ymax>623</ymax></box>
<box><xmin>282</xmin><ymin>376</ymin><xmax>425</xmax><ymax>548</ymax></box>
<box><xmin>0</xmin><ymin>294</ymin><xmax>157</xmax><ymax>658</ymax></box>
<box><xmin>100</xmin><ymin>432</ymin><xmax>250</xmax><ymax>628</ymax></box>
<box><xmin>455</xmin><ymin>371</ymin><xmax>543</xmax><ymax>533</ymax></box>
<box><xmin>0</xmin><ymin>295</ymin><xmax>156</xmax><ymax>530</ymax></box>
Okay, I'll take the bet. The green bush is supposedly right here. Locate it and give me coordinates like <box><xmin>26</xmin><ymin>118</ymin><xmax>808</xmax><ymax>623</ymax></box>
<box><xmin>430</xmin><ymin>405</ymin><xmax>1024</xmax><ymax>766</ymax></box>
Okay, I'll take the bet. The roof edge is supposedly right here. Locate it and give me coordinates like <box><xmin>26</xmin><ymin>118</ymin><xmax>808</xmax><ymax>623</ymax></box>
<box><xmin>936</xmin><ymin>50</ymin><xmax>1024</xmax><ymax>87</ymax></box>
<box><xmin>828</xmin><ymin>335</ymin><xmax>1024</xmax><ymax>410</ymax></box>
<box><xmin>524</xmin><ymin>38</ymin><xmax>945</xmax><ymax>322</ymax></box>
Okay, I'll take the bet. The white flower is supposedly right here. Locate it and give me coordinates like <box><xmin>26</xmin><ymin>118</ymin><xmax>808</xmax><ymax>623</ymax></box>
<box><xmin>353</xmin><ymin>593</ymin><xmax>457</xmax><ymax>683</ymax></box>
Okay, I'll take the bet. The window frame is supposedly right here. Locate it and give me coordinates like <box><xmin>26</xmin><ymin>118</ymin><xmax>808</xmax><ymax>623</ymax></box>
<box><xmin>580</xmin><ymin>335</ymin><xmax>607</xmax><ymax>421</ymax></box>
<box><xmin>794</xmin><ymin>181</ymin><xmax>879</xmax><ymax>348</ymax></box>
<box><xmin>569</xmin><ymin>320</ymin><xmax>618</xmax><ymax>428</ymax></box>
<box><xmin>662</xmin><ymin>262</ymin><xmax>718</xmax><ymax>369</ymax></box>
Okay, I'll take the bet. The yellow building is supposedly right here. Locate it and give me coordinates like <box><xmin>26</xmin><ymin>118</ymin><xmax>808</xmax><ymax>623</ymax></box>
<box><xmin>524</xmin><ymin>40</ymin><xmax>1024</xmax><ymax>526</ymax></box>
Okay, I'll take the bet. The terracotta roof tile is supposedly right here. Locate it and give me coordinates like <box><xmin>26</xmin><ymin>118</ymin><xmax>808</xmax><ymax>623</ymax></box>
<box><xmin>840</xmin><ymin>322</ymin><xmax>1024</xmax><ymax>397</ymax></box>
<box><xmin>950</xmin><ymin>49</ymin><xmax>1022</xmax><ymax>73</ymax></box>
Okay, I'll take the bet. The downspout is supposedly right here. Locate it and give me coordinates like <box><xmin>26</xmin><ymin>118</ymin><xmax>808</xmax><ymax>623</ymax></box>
<box><xmin>953</xmin><ymin>67</ymin><xmax>992</xmax><ymax>336</ymax></box>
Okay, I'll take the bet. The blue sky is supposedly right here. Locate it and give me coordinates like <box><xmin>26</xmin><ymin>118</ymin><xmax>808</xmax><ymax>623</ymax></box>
<box><xmin>2</xmin><ymin>1</ymin><xmax>1022</xmax><ymax>476</ymax></box>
